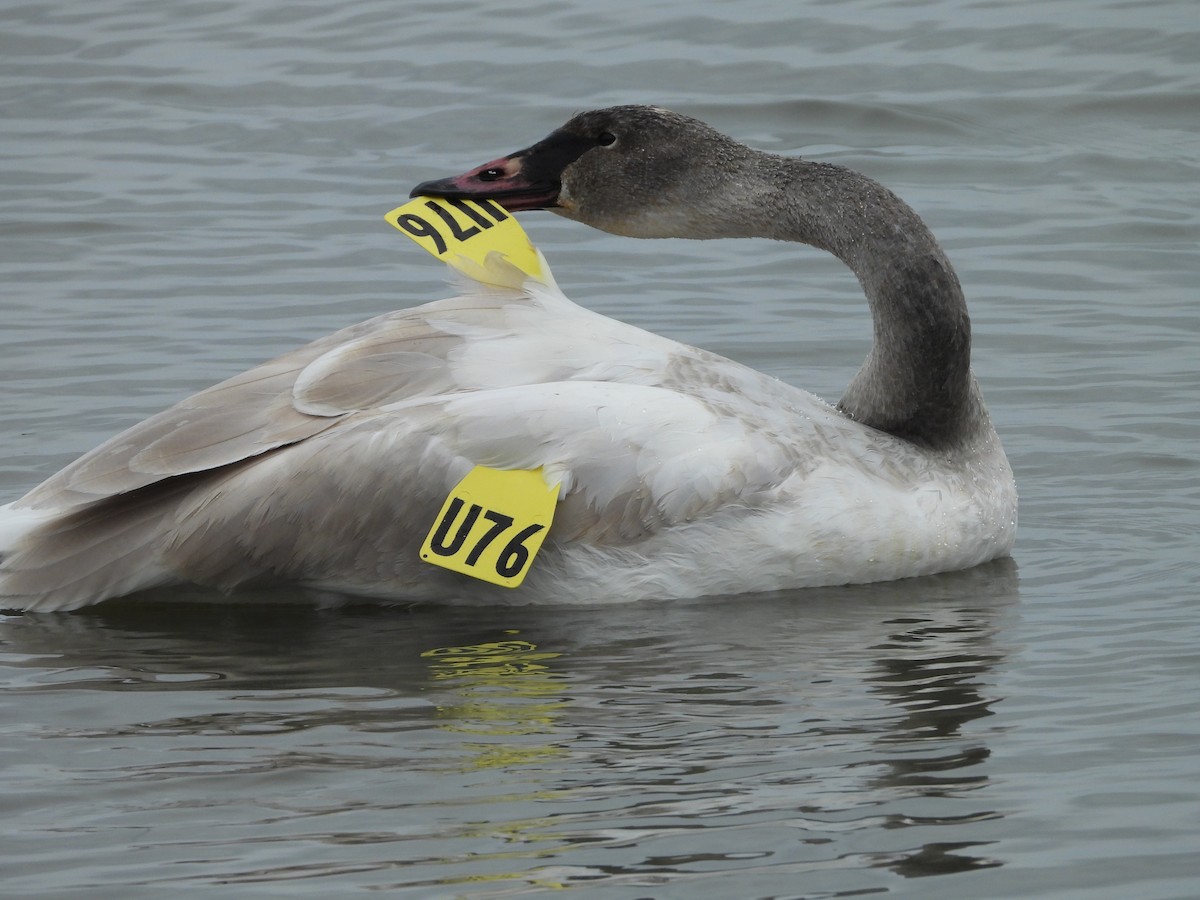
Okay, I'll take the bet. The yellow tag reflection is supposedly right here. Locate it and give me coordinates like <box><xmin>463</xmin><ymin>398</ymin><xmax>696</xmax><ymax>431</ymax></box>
<box><xmin>422</xmin><ymin>635</ymin><xmax>567</xmax><ymax>770</ymax></box>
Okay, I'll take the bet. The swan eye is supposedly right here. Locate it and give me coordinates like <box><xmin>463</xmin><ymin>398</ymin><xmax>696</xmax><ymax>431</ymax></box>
<box><xmin>478</xmin><ymin>167</ymin><xmax>505</xmax><ymax>181</ymax></box>
<box><xmin>596</xmin><ymin>131</ymin><xmax>617</xmax><ymax>147</ymax></box>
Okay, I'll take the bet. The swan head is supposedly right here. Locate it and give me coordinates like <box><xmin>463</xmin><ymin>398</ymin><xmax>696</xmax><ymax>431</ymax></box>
<box><xmin>411</xmin><ymin>105</ymin><xmax>750</xmax><ymax>239</ymax></box>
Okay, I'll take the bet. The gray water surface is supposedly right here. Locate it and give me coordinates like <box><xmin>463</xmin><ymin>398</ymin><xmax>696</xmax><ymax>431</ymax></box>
<box><xmin>2</xmin><ymin>0</ymin><xmax>1199</xmax><ymax>897</ymax></box>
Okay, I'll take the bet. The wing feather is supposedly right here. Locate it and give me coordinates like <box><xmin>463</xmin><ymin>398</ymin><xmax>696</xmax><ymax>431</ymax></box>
<box><xmin>16</xmin><ymin>283</ymin><xmax>590</xmax><ymax>511</ymax></box>
<box><xmin>15</xmin><ymin>277</ymin><xmax>830</xmax><ymax>556</ymax></box>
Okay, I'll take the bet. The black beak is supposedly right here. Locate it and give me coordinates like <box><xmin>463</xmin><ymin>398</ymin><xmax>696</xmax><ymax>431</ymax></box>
<box><xmin>411</xmin><ymin>129</ymin><xmax>596</xmax><ymax>212</ymax></box>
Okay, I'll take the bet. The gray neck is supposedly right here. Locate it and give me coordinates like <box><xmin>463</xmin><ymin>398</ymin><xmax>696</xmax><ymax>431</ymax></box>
<box><xmin>694</xmin><ymin>152</ymin><xmax>983</xmax><ymax>449</ymax></box>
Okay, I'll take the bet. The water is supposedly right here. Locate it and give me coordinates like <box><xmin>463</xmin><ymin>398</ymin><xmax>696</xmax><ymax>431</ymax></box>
<box><xmin>1</xmin><ymin>0</ymin><xmax>1198</xmax><ymax>896</ymax></box>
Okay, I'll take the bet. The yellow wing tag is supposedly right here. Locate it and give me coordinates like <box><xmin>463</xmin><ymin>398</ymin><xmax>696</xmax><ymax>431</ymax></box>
<box><xmin>420</xmin><ymin>466</ymin><xmax>559</xmax><ymax>588</ymax></box>
<box><xmin>386</xmin><ymin>196</ymin><xmax>544</xmax><ymax>286</ymax></box>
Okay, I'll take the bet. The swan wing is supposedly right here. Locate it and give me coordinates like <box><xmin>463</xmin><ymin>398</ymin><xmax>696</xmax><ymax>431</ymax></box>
<box><xmin>152</xmin><ymin>378</ymin><xmax>798</xmax><ymax>592</ymax></box>
<box><xmin>415</xmin><ymin>380</ymin><xmax>797</xmax><ymax>538</ymax></box>
<box><xmin>15</xmin><ymin>278</ymin><xmax>683</xmax><ymax>512</ymax></box>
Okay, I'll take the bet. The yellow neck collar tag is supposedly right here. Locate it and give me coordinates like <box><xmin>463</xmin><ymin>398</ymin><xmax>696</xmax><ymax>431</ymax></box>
<box><xmin>386</xmin><ymin>196</ymin><xmax>545</xmax><ymax>287</ymax></box>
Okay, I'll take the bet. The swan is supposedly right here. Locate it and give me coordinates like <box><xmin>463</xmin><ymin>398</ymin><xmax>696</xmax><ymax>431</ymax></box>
<box><xmin>0</xmin><ymin>105</ymin><xmax>1016</xmax><ymax>612</ymax></box>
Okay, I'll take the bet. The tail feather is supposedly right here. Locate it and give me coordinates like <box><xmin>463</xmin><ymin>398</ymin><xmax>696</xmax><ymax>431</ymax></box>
<box><xmin>0</xmin><ymin>503</ymin><xmax>56</xmax><ymax>560</ymax></box>
<box><xmin>0</xmin><ymin>486</ymin><xmax>186</xmax><ymax>611</ymax></box>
